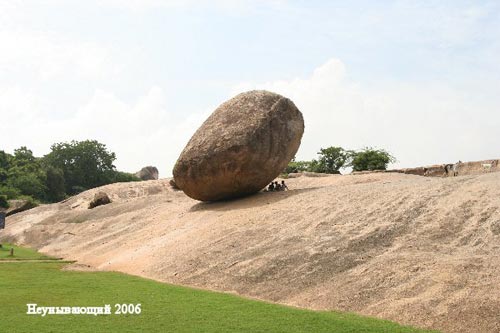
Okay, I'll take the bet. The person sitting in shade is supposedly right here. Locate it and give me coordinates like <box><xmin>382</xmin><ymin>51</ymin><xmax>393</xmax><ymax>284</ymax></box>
<box><xmin>281</xmin><ymin>180</ymin><xmax>288</xmax><ymax>191</ymax></box>
<box><xmin>274</xmin><ymin>181</ymin><xmax>281</xmax><ymax>191</ymax></box>
<box><xmin>267</xmin><ymin>182</ymin><xmax>275</xmax><ymax>192</ymax></box>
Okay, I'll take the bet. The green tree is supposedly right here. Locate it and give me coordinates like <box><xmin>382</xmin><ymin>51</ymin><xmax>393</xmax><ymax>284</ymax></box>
<box><xmin>45</xmin><ymin>167</ymin><xmax>66</xmax><ymax>202</ymax></box>
<box><xmin>284</xmin><ymin>158</ymin><xmax>312</xmax><ymax>174</ymax></box>
<box><xmin>349</xmin><ymin>147</ymin><xmax>396</xmax><ymax>171</ymax></box>
<box><xmin>0</xmin><ymin>150</ymin><xmax>11</xmax><ymax>170</ymax></box>
<box><xmin>43</xmin><ymin>140</ymin><xmax>117</xmax><ymax>194</ymax></box>
<box><xmin>0</xmin><ymin>186</ymin><xmax>21</xmax><ymax>199</ymax></box>
<box><xmin>107</xmin><ymin>171</ymin><xmax>141</xmax><ymax>183</ymax></box>
<box><xmin>6</xmin><ymin>147</ymin><xmax>47</xmax><ymax>201</ymax></box>
<box><xmin>0</xmin><ymin>195</ymin><xmax>9</xmax><ymax>209</ymax></box>
<box><xmin>310</xmin><ymin>147</ymin><xmax>349</xmax><ymax>174</ymax></box>
<box><xmin>11</xmin><ymin>147</ymin><xmax>38</xmax><ymax>171</ymax></box>
<box><xmin>0</xmin><ymin>150</ymin><xmax>12</xmax><ymax>184</ymax></box>
<box><xmin>6</xmin><ymin>173</ymin><xmax>46</xmax><ymax>200</ymax></box>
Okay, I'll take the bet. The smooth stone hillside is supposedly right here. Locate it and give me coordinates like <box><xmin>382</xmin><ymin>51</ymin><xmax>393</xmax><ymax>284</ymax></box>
<box><xmin>173</xmin><ymin>90</ymin><xmax>304</xmax><ymax>201</ymax></box>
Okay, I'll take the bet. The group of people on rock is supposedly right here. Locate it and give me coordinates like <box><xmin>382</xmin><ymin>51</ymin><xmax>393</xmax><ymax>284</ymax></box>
<box><xmin>266</xmin><ymin>180</ymin><xmax>288</xmax><ymax>192</ymax></box>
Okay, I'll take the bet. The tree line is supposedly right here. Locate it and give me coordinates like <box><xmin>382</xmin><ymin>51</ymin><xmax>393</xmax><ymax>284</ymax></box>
<box><xmin>0</xmin><ymin>140</ymin><xmax>140</xmax><ymax>208</ymax></box>
<box><xmin>285</xmin><ymin>147</ymin><xmax>396</xmax><ymax>174</ymax></box>
<box><xmin>0</xmin><ymin>141</ymin><xmax>396</xmax><ymax>209</ymax></box>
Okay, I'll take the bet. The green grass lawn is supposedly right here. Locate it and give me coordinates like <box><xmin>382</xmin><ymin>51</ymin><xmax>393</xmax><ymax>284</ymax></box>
<box><xmin>0</xmin><ymin>243</ymin><xmax>56</xmax><ymax>260</ymax></box>
<box><xmin>0</xmin><ymin>248</ymin><xmax>437</xmax><ymax>333</ymax></box>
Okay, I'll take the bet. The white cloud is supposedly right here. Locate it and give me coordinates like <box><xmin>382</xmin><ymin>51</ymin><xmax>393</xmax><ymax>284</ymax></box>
<box><xmin>3</xmin><ymin>58</ymin><xmax>496</xmax><ymax>177</ymax></box>
<box><xmin>0</xmin><ymin>85</ymin><xmax>209</xmax><ymax>177</ymax></box>
<box><xmin>68</xmin><ymin>87</ymin><xmax>211</xmax><ymax>176</ymax></box>
<box><xmin>99</xmin><ymin>0</ymin><xmax>284</xmax><ymax>8</ymax></box>
<box><xmin>0</xmin><ymin>86</ymin><xmax>40</xmax><ymax>125</ymax></box>
<box><xmin>0</xmin><ymin>30</ymin><xmax>115</xmax><ymax>81</ymax></box>
<box><xmin>1</xmin><ymin>1</ymin><xmax>498</xmax><ymax>177</ymax></box>
<box><xmin>233</xmin><ymin>58</ymin><xmax>500</xmax><ymax>169</ymax></box>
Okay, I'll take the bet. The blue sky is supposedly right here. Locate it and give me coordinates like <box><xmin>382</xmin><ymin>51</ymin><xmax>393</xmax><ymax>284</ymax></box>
<box><xmin>1</xmin><ymin>1</ymin><xmax>499</xmax><ymax>176</ymax></box>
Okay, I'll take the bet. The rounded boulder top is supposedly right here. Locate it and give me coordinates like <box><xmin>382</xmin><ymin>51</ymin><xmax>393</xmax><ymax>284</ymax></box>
<box><xmin>135</xmin><ymin>166</ymin><xmax>159</xmax><ymax>181</ymax></box>
<box><xmin>173</xmin><ymin>90</ymin><xmax>304</xmax><ymax>201</ymax></box>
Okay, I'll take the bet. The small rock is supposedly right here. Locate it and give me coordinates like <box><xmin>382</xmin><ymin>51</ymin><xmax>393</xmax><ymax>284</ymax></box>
<box><xmin>88</xmin><ymin>192</ymin><xmax>111</xmax><ymax>209</ymax></box>
<box><xmin>491</xmin><ymin>221</ymin><xmax>500</xmax><ymax>235</ymax></box>
<box><xmin>135</xmin><ymin>166</ymin><xmax>159</xmax><ymax>180</ymax></box>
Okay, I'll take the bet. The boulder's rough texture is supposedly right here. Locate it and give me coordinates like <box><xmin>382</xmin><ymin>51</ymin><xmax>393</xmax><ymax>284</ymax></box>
<box><xmin>173</xmin><ymin>90</ymin><xmax>304</xmax><ymax>201</ymax></box>
<box><xmin>135</xmin><ymin>166</ymin><xmax>159</xmax><ymax>181</ymax></box>
<box><xmin>6</xmin><ymin>199</ymin><xmax>37</xmax><ymax>217</ymax></box>
<box><xmin>88</xmin><ymin>192</ymin><xmax>111</xmax><ymax>209</ymax></box>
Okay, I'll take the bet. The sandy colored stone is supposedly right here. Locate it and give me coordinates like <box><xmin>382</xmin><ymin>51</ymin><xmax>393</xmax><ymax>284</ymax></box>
<box><xmin>173</xmin><ymin>90</ymin><xmax>304</xmax><ymax>201</ymax></box>
<box><xmin>88</xmin><ymin>191</ymin><xmax>111</xmax><ymax>209</ymax></box>
<box><xmin>3</xmin><ymin>172</ymin><xmax>500</xmax><ymax>332</ymax></box>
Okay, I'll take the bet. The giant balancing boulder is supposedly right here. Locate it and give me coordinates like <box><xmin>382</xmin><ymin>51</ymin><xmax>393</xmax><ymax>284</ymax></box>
<box><xmin>173</xmin><ymin>90</ymin><xmax>304</xmax><ymax>201</ymax></box>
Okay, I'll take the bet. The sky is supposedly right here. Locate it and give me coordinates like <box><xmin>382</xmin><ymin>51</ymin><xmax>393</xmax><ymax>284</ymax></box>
<box><xmin>1</xmin><ymin>0</ymin><xmax>499</xmax><ymax>177</ymax></box>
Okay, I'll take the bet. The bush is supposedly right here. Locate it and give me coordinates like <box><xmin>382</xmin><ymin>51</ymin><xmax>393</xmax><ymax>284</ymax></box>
<box><xmin>285</xmin><ymin>148</ymin><xmax>349</xmax><ymax>175</ymax></box>
<box><xmin>70</xmin><ymin>186</ymin><xmax>88</xmax><ymax>195</ymax></box>
<box><xmin>17</xmin><ymin>195</ymin><xmax>39</xmax><ymax>208</ymax></box>
<box><xmin>43</xmin><ymin>140</ymin><xmax>117</xmax><ymax>195</ymax></box>
<box><xmin>108</xmin><ymin>171</ymin><xmax>141</xmax><ymax>183</ymax></box>
<box><xmin>2</xmin><ymin>142</ymin><xmax>141</xmax><ymax>203</ymax></box>
<box><xmin>7</xmin><ymin>172</ymin><xmax>47</xmax><ymax>201</ymax></box>
<box><xmin>284</xmin><ymin>160</ymin><xmax>312</xmax><ymax>174</ymax></box>
<box><xmin>0</xmin><ymin>186</ymin><xmax>21</xmax><ymax>199</ymax></box>
<box><xmin>310</xmin><ymin>147</ymin><xmax>348</xmax><ymax>174</ymax></box>
<box><xmin>285</xmin><ymin>146</ymin><xmax>397</xmax><ymax>175</ymax></box>
<box><xmin>349</xmin><ymin>148</ymin><xmax>396</xmax><ymax>171</ymax></box>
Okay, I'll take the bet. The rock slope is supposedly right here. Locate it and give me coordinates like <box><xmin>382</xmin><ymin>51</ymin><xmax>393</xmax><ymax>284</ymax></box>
<box><xmin>2</xmin><ymin>172</ymin><xmax>500</xmax><ymax>333</ymax></box>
